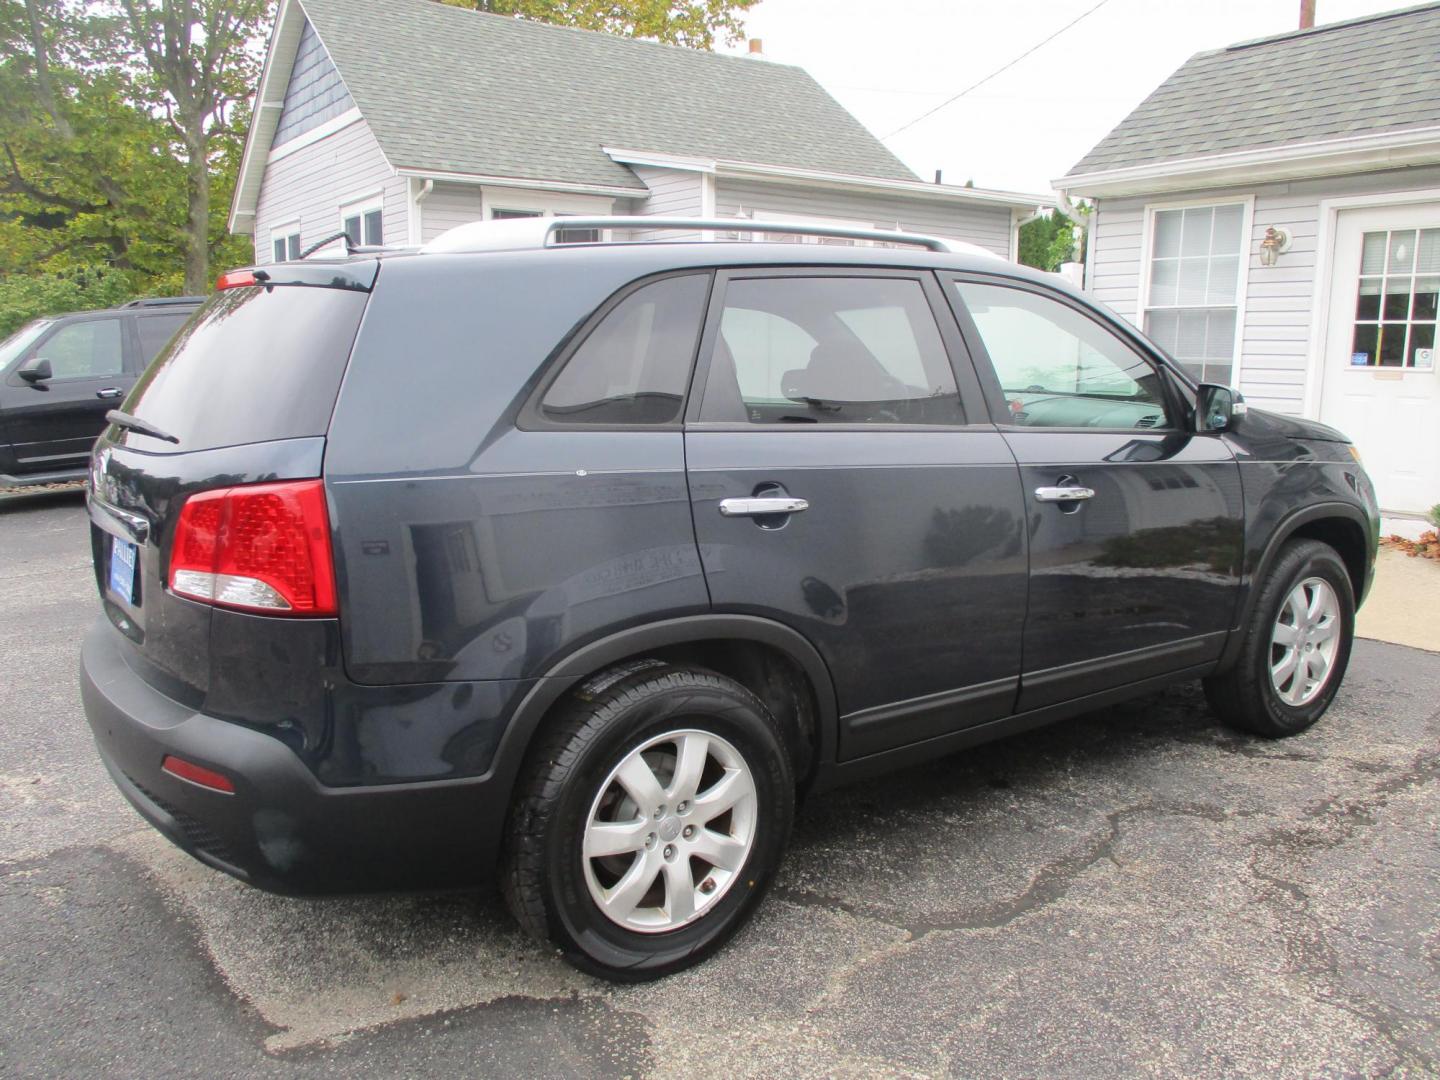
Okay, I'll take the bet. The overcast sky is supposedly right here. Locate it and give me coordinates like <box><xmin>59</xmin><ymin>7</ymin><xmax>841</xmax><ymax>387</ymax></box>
<box><xmin>719</xmin><ymin>0</ymin><xmax>1406</xmax><ymax>195</ymax></box>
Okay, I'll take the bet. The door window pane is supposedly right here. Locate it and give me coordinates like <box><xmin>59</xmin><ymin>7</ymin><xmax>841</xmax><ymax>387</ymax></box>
<box><xmin>957</xmin><ymin>282</ymin><xmax>1172</xmax><ymax>429</ymax></box>
<box><xmin>701</xmin><ymin>277</ymin><xmax>962</xmax><ymax>425</ymax></box>
<box><xmin>539</xmin><ymin>274</ymin><xmax>708</xmax><ymax>425</ymax></box>
<box><xmin>36</xmin><ymin>319</ymin><xmax>123</xmax><ymax>379</ymax></box>
<box><xmin>1349</xmin><ymin>230</ymin><xmax>1438</xmax><ymax>368</ymax></box>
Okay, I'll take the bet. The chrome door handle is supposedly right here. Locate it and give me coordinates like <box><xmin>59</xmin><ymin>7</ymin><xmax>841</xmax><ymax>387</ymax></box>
<box><xmin>718</xmin><ymin>496</ymin><xmax>809</xmax><ymax>517</ymax></box>
<box><xmin>96</xmin><ymin>387</ymin><xmax>124</xmax><ymax>399</ymax></box>
<box><xmin>1034</xmin><ymin>486</ymin><xmax>1095</xmax><ymax>503</ymax></box>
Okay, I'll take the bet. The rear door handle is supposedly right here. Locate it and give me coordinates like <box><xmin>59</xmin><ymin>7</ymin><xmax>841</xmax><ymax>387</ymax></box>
<box><xmin>718</xmin><ymin>497</ymin><xmax>809</xmax><ymax>517</ymax></box>
<box><xmin>96</xmin><ymin>387</ymin><xmax>124</xmax><ymax>399</ymax></box>
<box><xmin>1034</xmin><ymin>486</ymin><xmax>1095</xmax><ymax>503</ymax></box>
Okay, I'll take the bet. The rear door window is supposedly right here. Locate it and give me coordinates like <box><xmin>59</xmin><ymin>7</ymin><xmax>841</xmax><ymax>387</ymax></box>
<box><xmin>118</xmin><ymin>286</ymin><xmax>368</xmax><ymax>451</ymax></box>
<box><xmin>135</xmin><ymin>313</ymin><xmax>192</xmax><ymax>365</ymax></box>
<box><xmin>700</xmin><ymin>275</ymin><xmax>963</xmax><ymax>425</ymax></box>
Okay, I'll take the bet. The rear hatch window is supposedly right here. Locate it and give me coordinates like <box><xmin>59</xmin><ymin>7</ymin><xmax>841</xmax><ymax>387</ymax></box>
<box><xmin>114</xmin><ymin>285</ymin><xmax>368</xmax><ymax>452</ymax></box>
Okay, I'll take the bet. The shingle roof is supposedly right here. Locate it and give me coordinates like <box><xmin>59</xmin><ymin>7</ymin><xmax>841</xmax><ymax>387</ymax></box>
<box><xmin>297</xmin><ymin>0</ymin><xmax>917</xmax><ymax>191</ymax></box>
<box><xmin>1066</xmin><ymin>2</ymin><xmax>1440</xmax><ymax>177</ymax></box>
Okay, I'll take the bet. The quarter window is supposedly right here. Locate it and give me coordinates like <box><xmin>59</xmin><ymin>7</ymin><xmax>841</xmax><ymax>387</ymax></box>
<box><xmin>955</xmin><ymin>282</ymin><xmax>1171</xmax><ymax>430</ymax></box>
<box><xmin>538</xmin><ymin>274</ymin><xmax>709</xmax><ymax>425</ymax></box>
<box><xmin>33</xmin><ymin>319</ymin><xmax>124</xmax><ymax>379</ymax></box>
<box><xmin>701</xmin><ymin>276</ymin><xmax>962</xmax><ymax>425</ymax></box>
<box><xmin>1143</xmin><ymin>203</ymin><xmax>1245</xmax><ymax>385</ymax></box>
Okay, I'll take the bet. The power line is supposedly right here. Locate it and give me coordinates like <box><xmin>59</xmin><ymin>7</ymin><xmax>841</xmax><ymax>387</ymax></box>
<box><xmin>882</xmin><ymin>0</ymin><xmax>1115</xmax><ymax>140</ymax></box>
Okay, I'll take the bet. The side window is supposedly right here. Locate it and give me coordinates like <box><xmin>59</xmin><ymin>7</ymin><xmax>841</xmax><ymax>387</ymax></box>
<box><xmin>33</xmin><ymin>319</ymin><xmax>124</xmax><ymax>379</ymax></box>
<box><xmin>538</xmin><ymin>274</ymin><xmax>709</xmax><ymax>425</ymax></box>
<box><xmin>954</xmin><ymin>282</ymin><xmax>1172</xmax><ymax>429</ymax></box>
<box><xmin>136</xmin><ymin>314</ymin><xmax>191</xmax><ymax>363</ymax></box>
<box><xmin>701</xmin><ymin>276</ymin><xmax>963</xmax><ymax>425</ymax></box>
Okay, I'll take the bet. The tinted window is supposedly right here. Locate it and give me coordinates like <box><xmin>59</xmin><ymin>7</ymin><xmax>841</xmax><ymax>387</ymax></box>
<box><xmin>36</xmin><ymin>319</ymin><xmax>124</xmax><ymax>379</ymax></box>
<box><xmin>119</xmin><ymin>285</ymin><xmax>368</xmax><ymax>451</ymax></box>
<box><xmin>955</xmin><ymin>282</ymin><xmax>1172</xmax><ymax>430</ymax></box>
<box><xmin>136</xmin><ymin>313</ymin><xmax>191</xmax><ymax>363</ymax></box>
<box><xmin>701</xmin><ymin>276</ymin><xmax>962</xmax><ymax>425</ymax></box>
<box><xmin>539</xmin><ymin>274</ymin><xmax>708</xmax><ymax>425</ymax></box>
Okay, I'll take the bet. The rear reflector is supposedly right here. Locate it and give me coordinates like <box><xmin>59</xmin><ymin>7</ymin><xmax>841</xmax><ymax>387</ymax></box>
<box><xmin>215</xmin><ymin>269</ymin><xmax>257</xmax><ymax>290</ymax></box>
<box><xmin>162</xmin><ymin>755</ymin><xmax>236</xmax><ymax>794</ymax></box>
<box><xmin>170</xmin><ymin>480</ymin><xmax>337</xmax><ymax>616</ymax></box>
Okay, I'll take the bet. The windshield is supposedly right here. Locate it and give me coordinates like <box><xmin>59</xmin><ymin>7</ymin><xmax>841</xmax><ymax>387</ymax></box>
<box><xmin>0</xmin><ymin>320</ymin><xmax>53</xmax><ymax>371</ymax></box>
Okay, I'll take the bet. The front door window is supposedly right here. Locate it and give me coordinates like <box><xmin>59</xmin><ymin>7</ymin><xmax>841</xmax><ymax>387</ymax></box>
<box><xmin>1350</xmin><ymin>229</ymin><xmax>1440</xmax><ymax>369</ymax></box>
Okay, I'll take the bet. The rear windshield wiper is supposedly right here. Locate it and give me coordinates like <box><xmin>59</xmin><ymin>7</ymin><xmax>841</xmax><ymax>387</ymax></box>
<box><xmin>106</xmin><ymin>409</ymin><xmax>179</xmax><ymax>445</ymax></box>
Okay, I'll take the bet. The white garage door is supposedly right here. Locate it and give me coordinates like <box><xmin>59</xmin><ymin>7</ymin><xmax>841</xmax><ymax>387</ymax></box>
<box><xmin>1320</xmin><ymin>204</ymin><xmax>1440</xmax><ymax>516</ymax></box>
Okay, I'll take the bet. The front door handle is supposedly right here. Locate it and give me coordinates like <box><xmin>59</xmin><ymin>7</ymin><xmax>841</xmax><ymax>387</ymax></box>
<box><xmin>1034</xmin><ymin>485</ymin><xmax>1095</xmax><ymax>503</ymax></box>
<box><xmin>96</xmin><ymin>387</ymin><xmax>124</xmax><ymax>399</ymax></box>
<box><xmin>718</xmin><ymin>496</ymin><xmax>809</xmax><ymax>517</ymax></box>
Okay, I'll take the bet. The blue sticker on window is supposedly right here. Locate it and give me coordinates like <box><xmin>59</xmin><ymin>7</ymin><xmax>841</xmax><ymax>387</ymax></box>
<box><xmin>1351</xmin><ymin>352</ymin><xmax>1370</xmax><ymax>366</ymax></box>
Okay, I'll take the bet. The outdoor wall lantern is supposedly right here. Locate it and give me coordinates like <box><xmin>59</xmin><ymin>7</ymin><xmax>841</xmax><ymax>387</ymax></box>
<box><xmin>1259</xmin><ymin>225</ymin><xmax>1292</xmax><ymax>266</ymax></box>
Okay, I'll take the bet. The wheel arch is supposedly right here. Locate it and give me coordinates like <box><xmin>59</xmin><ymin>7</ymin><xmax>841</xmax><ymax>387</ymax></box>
<box><xmin>1218</xmin><ymin>501</ymin><xmax>1374</xmax><ymax>671</ymax></box>
<box><xmin>486</xmin><ymin>615</ymin><xmax>839</xmax><ymax>805</ymax></box>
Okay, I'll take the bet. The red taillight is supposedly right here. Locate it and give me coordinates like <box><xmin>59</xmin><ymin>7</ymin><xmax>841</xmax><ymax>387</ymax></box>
<box><xmin>170</xmin><ymin>480</ymin><xmax>337</xmax><ymax>616</ymax></box>
<box><xmin>215</xmin><ymin>269</ymin><xmax>256</xmax><ymax>290</ymax></box>
<box><xmin>161</xmin><ymin>755</ymin><xmax>236</xmax><ymax>794</ymax></box>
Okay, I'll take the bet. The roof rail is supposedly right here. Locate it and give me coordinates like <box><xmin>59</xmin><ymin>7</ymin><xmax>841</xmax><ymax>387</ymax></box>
<box><xmin>120</xmin><ymin>296</ymin><xmax>205</xmax><ymax>309</ymax></box>
<box><xmin>421</xmin><ymin>216</ymin><xmax>989</xmax><ymax>257</ymax></box>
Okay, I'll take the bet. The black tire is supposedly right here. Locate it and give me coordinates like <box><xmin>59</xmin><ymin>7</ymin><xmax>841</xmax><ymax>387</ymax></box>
<box><xmin>1204</xmin><ymin>539</ymin><xmax>1355</xmax><ymax>737</ymax></box>
<box><xmin>501</xmin><ymin>662</ymin><xmax>794</xmax><ymax>981</ymax></box>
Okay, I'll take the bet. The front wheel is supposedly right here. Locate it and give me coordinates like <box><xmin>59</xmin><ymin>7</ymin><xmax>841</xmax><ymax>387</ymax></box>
<box><xmin>1204</xmin><ymin>539</ymin><xmax>1356</xmax><ymax>737</ymax></box>
<box><xmin>502</xmin><ymin>664</ymin><xmax>794</xmax><ymax>981</ymax></box>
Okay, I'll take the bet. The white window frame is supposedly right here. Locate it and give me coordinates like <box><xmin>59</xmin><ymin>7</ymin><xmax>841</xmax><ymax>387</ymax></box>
<box><xmin>269</xmin><ymin>220</ymin><xmax>301</xmax><ymax>263</ymax></box>
<box><xmin>482</xmin><ymin>190</ymin><xmax>614</xmax><ymax>242</ymax></box>
<box><xmin>338</xmin><ymin>192</ymin><xmax>385</xmax><ymax>249</ymax></box>
<box><xmin>1137</xmin><ymin>194</ymin><xmax>1254</xmax><ymax>386</ymax></box>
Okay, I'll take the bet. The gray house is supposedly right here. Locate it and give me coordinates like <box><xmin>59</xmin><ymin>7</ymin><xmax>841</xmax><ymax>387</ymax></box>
<box><xmin>229</xmin><ymin>0</ymin><xmax>1050</xmax><ymax>264</ymax></box>
<box><xmin>1057</xmin><ymin>4</ymin><xmax>1440</xmax><ymax>520</ymax></box>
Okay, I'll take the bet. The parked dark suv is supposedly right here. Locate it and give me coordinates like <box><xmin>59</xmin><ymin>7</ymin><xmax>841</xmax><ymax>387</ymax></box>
<box><xmin>79</xmin><ymin>219</ymin><xmax>1377</xmax><ymax>980</ymax></box>
<box><xmin>0</xmin><ymin>296</ymin><xmax>202</xmax><ymax>485</ymax></box>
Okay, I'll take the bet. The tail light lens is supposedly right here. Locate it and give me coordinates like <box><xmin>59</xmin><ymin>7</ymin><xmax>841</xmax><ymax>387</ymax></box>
<box><xmin>170</xmin><ymin>480</ymin><xmax>337</xmax><ymax>616</ymax></box>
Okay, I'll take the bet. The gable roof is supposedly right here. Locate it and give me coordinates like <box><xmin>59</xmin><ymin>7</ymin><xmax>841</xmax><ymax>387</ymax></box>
<box><xmin>1062</xmin><ymin>3</ymin><xmax>1440</xmax><ymax>189</ymax></box>
<box><xmin>296</xmin><ymin>0</ymin><xmax>915</xmax><ymax>192</ymax></box>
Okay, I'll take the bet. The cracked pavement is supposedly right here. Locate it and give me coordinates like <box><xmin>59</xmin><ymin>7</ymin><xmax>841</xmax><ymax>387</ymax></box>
<box><xmin>3</xmin><ymin>494</ymin><xmax>1439</xmax><ymax>1077</ymax></box>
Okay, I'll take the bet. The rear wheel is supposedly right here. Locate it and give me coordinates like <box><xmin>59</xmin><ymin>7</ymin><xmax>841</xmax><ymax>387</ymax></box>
<box><xmin>502</xmin><ymin>663</ymin><xmax>794</xmax><ymax>981</ymax></box>
<box><xmin>1204</xmin><ymin>539</ymin><xmax>1355</xmax><ymax>737</ymax></box>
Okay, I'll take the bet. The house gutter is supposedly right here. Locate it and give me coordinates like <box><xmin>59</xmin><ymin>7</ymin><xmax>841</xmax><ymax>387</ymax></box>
<box><xmin>1056</xmin><ymin>125</ymin><xmax>1440</xmax><ymax>198</ymax></box>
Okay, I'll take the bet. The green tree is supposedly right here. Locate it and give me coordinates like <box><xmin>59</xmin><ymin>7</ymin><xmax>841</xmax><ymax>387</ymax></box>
<box><xmin>1018</xmin><ymin>207</ymin><xmax>1086</xmax><ymax>273</ymax></box>
<box><xmin>114</xmin><ymin>0</ymin><xmax>271</xmax><ymax>293</ymax></box>
<box><xmin>438</xmin><ymin>0</ymin><xmax>758</xmax><ymax>49</ymax></box>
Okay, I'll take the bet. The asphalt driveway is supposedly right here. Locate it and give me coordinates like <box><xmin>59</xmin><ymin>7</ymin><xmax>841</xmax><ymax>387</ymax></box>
<box><xmin>2</xmin><ymin>494</ymin><xmax>1438</xmax><ymax>1078</ymax></box>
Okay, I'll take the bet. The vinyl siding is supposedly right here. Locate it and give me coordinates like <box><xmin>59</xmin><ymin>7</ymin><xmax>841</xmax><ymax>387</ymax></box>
<box><xmin>272</xmin><ymin>20</ymin><xmax>354</xmax><ymax>148</ymax></box>
<box><xmin>1085</xmin><ymin>165</ymin><xmax>1440</xmax><ymax>415</ymax></box>
<box><xmin>253</xmin><ymin>117</ymin><xmax>405</xmax><ymax>263</ymax></box>
<box><xmin>419</xmin><ymin>182</ymin><xmax>483</xmax><ymax>243</ymax></box>
<box><xmin>715</xmin><ymin>179</ymin><xmax>1015</xmax><ymax>256</ymax></box>
<box><xmin>628</xmin><ymin>166</ymin><xmax>706</xmax><ymax>240</ymax></box>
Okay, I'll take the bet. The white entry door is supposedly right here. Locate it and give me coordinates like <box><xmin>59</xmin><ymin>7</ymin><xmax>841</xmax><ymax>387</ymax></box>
<box><xmin>1319</xmin><ymin>204</ymin><xmax>1440</xmax><ymax>515</ymax></box>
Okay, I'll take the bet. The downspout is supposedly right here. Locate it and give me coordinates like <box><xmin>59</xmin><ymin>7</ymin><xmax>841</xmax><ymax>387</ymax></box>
<box><xmin>410</xmin><ymin>178</ymin><xmax>434</xmax><ymax>246</ymax></box>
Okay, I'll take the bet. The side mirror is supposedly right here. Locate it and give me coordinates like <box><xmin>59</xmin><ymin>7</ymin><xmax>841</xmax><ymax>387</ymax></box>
<box><xmin>1195</xmin><ymin>383</ymin><xmax>1246</xmax><ymax>433</ymax></box>
<box><xmin>17</xmin><ymin>357</ymin><xmax>53</xmax><ymax>384</ymax></box>
<box><xmin>780</xmin><ymin>368</ymin><xmax>812</xmax><ymax>403</ymax></box>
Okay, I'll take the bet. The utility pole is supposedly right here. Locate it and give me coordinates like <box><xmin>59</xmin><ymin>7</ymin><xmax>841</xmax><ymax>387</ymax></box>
<box><xmin>1300</xmin><ymin>0</ymin><xmax>1316</xmax><ymax>29</ymax></box>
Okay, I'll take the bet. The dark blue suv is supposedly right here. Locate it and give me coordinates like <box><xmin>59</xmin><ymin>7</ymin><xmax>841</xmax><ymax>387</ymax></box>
<box><xmin>79</xmin><ymin>218</ymin><xmax>1378</xmax><ymax>980</ymax></box>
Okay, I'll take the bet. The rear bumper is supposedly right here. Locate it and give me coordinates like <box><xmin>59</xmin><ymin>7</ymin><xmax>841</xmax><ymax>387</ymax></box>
<box><xmin>79</xmin><ymin>619</ymin><xmax>506</xmax><ymax>894</ymax></box>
